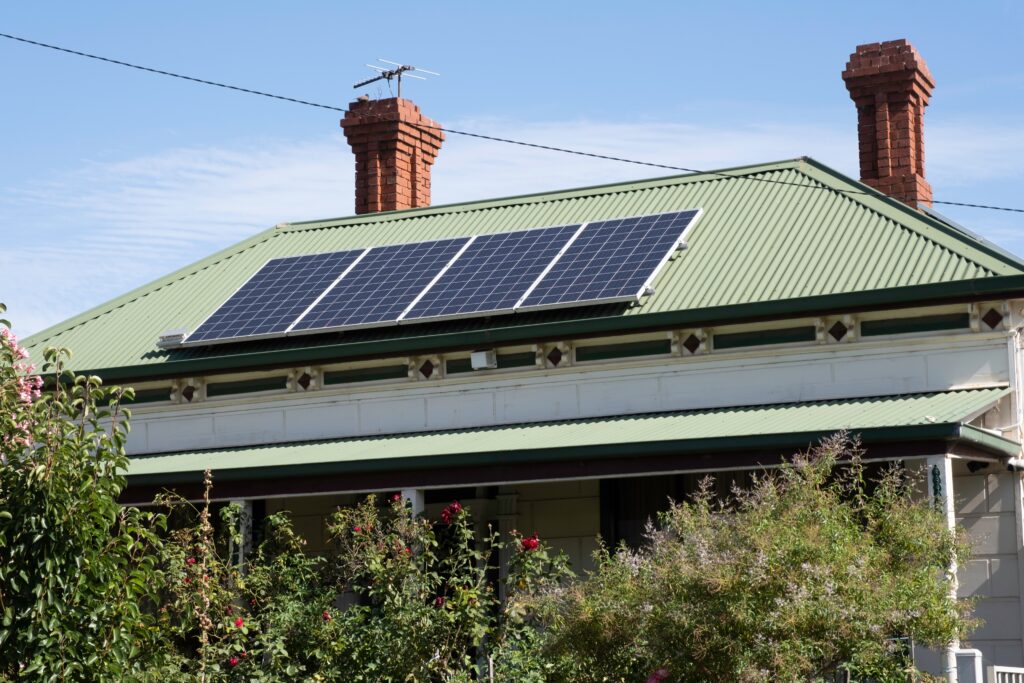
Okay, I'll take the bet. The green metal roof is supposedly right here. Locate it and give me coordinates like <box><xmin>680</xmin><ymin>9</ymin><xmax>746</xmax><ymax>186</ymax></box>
<box><xmin>127</xmin><ymin>388</ymin><xmax>1016</xmax><ymax>484</ymax></box>
<box><xmin>23</xmin><ymin>158</ymin><xmax>1024</xmax><ymax>379</ymax></box>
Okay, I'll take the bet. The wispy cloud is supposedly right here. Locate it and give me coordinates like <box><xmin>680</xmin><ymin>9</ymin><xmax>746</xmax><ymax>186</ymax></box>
<box><xmin>2</xmin><ymin>117</ymin><xmax>1022</xmax><ymax>337</ymax></box>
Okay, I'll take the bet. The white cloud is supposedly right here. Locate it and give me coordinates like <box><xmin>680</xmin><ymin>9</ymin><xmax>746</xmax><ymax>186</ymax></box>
<box><xmin>1</xmin><ymin>117</ymin><xmax>1021</xmax><ymax>338</ymax></box>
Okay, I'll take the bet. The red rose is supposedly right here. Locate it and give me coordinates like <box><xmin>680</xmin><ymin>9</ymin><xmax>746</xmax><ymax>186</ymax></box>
<box><xmin>240</xmin><ymin>651</ymin><xmax>247</xmax><ymax>658</ymax></box>
<box><xmin>322</xmin><ymin>610</ymin><xmax>332</xmax><ymax>622</ymax></box>
<box><xmin>404</xmin><ymin>547</ymin><xmax>412</xmax><ymax>554</ymax></box>
<box><xmin>440</xmin><ymin>501</ymin><xmax>462</xmax><ymax>525</ymax></box>
<box><xmin>183</xmin><ymin>577</ymin><xmax>191</xmax><ymax>584</ymax></box>
<box><xmin>353</xmin><ymin>525</ymin><xmax>362</xmax><ymax>533</ymax></box>
<box><xmin>434</xmin><ymin>596</ymin><xmax>445</xmax><ymax>607</ymax></box>
<box><xmin>234</xmin><ymin>617</ymin><xmax>244</xmax><ymax>628</ymax></box>
<box><xmin>229</xmin><ymin>656</ymin><xmax>239</xmax><ymax>667</ymax></box>
<box><xmin>521</xmin><ymin>533</ymin><xmax>540</xmax><ymax>551</ymax></box>
<box><xmin>225</xmin><ymin>606</ymin><xmax>233</xmax><ymax>615</ymax></box>
<box><xmin>186</xmin><ymin>556</ymin><xmax>196</xmax><ymax>566</ymax></box>
<box><xmin>391</xmin><ymin>493</ymin><xmax>402</xmax><ymax>503</ymax></box>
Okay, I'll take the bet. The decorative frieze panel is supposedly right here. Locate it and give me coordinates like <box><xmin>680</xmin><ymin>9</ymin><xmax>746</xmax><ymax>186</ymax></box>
<box><xmin>171</xmin><ymin>377</ymin><xmax>206</xmax><ymax>404</ymax></box>
<box><xmin>671</xmin><ymin>329</ymin><xmax>707</xmax><ymax>356</ymax></box>
<box><xmin>535</xmin><ymin>341</ymin><xmax>572</xmax><ymax>369</ymax></box>
<box><xmin>287</xmin><ymin>367</ymin><xmax>322</xmax><ymax>393</ymax></box>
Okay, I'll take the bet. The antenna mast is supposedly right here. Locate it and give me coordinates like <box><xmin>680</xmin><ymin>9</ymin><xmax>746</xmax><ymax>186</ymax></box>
<box><xmin>353</xmin><ymin>59</ymin><xmax>439</xmax><ymax>98</ymax></box>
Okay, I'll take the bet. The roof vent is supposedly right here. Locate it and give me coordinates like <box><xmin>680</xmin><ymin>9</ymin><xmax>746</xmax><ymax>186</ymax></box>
<box><xmin>156</xmin><ymin>328</ymin><xmax>188</xmax><ymax>349</ymax></box>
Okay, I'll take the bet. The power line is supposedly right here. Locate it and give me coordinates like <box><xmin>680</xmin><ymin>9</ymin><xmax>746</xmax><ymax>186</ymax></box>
<box><xmin>2</xmin><ymin>31</ymin><xmax>1022</xmax><ymax>215</ymax></box>
<box><xmin>0</xmin><ymin>32</ymin><xmax>347</xmax><ymax>112</ymax></box>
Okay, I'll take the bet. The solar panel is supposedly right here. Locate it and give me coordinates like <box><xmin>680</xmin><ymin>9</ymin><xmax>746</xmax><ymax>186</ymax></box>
<box><xmin>517</xmin><ymin>210</ymin><xmax>700</xmax><ymax>311</ymax></box>
<box><xmin>401</xmin><ymin>224</ymin><xmax>581</xmax><ymax>323</ymax></box>
<box><xmin>185</xmin><ymin>250</ymin><xmax>365</xmax><ymax>344</ymax></box>
<box><xmin>291</xmin><ymin>237</ymin><xmax>470</xmax><ymax>333</ymax></box>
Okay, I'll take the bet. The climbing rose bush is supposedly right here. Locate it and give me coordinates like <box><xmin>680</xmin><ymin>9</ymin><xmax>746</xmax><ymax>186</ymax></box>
<box><xmin>143</xmin><ymin>487</ymin><xmax>572</xmax><ymax>682</ymax></box>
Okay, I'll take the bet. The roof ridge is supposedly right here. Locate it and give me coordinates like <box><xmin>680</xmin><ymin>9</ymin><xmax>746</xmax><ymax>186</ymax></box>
<box><xmin>277</xmin><ymin>158</ymin><xmax>808</xmax><ymax>234</ymax></box>
<box><xmin>797</xmin><ymin>158</ymin><xmax>1024</xmax><ymax>274</ymax></box>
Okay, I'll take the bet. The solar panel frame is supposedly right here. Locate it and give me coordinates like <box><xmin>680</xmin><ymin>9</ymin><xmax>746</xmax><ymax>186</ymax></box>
<box><xmin>180</xmin><ymin>249</ymin><xmax>369</xmax><ymax>347</ymax></box>
<box><xmin>175</xmin><ymin>208</ymin><xmax>702</xmax><ymax>349</ymax></box>
<box><xmin>289</xmin><ymin>236</ymin><xmax>472</xmax><ymax>335</ymax></box>
<box><xmin>515</xmin><ymin>209</ymin><xmax>702</xmax><ymax>313</ymax></box>
<box><xmin>398</xmin><ymin>223</ymin><xmax>584</xmax><ymax>325</ymax></box>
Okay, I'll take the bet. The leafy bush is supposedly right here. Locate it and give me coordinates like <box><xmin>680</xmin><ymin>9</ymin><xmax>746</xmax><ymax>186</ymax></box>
<box><xmin>0</xmin><ymin>305</ymin><xmax>165</xmax><ymax>681</ymax></box>
<box><xmin>144</xmin><ymin>487</ymin><xmax>572</xmax><ymax>682</ymax></box>
<box><xmin>528</xmin><ymin>435</ymin><xmax>973</xmax><ymax>683</ymax></box>
<box><xmin>0</xmin><ymin>303</ymin><xmax>973</xmax><ymax>682</ymax></box>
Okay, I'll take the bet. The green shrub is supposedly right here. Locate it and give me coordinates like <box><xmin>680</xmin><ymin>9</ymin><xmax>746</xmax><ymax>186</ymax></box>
<box><xmin>0</xmin><ymin>305</ymin><xmax>165</xmax><ymax>681</ymax></box>
<box><xmin>528</xmin><ymin>435</ymin><xmax>973</xmax><ymax>683</ymax></box>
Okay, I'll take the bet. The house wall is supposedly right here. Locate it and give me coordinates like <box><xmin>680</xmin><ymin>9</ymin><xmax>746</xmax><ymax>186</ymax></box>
<box><xmin>956</xmin><ymin>464</ymin><xmax>1024</xmax><ymax>665</ymax></box>
<box><xmin>124</xmin><ymin>333</ymin><xmax>1010</xmax><ymax>456</ymax></box>
<box><xmin>505</xmin><ymin>480</ymin><xmax>601</xmax><ymax>574</ymax></box>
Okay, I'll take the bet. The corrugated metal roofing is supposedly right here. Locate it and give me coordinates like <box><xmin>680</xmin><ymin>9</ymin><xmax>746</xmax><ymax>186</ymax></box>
<box><xmin>128</xmin><ymin>387</ymin><xmax>1014</xmax><ymax>480</ymax></box>
<box><xmin>23</xmin><ymin>158</ymin><xmax>1024</xmax><ymax>374</ymax></box>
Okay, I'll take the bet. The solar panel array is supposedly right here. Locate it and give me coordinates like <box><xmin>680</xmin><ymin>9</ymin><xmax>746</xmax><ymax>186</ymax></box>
<box><xmin>182</xmin><ymin>209</ymin><xmax>700</xmax><ymax>346</ymax></box>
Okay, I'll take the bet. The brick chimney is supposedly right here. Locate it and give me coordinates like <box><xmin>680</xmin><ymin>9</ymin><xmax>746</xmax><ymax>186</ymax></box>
<box><xmin>340</xmin><ymin>97</ymin><xmax>445</xmax><ymax>214</ymax></box>
<box><xmin>842</xmin><ymin>39</ymin><xmax>935</xmax><ymax>209</ymax></box>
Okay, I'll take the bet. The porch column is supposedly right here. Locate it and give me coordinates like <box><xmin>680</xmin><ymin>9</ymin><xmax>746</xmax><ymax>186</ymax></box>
<box><xmin>401</xmin><ymin>488</ymin><xmax>425</xmax><ymax>516</ymax></box>
<box><xmin>228</xmin><ymin>498</ymin><xmax>254</xmax><ymax>568</ymax></box>
<box><xmin>927</xmin><ymin>454</ymin><xmax>959</xmax><ymax>683</ymax></box>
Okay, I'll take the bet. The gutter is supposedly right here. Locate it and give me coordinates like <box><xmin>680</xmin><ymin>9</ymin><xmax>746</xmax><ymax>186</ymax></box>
<box><xmin>126</xmin><ymin>422</ymin><xmax>1021</xmax><ymax>487</ymax></box>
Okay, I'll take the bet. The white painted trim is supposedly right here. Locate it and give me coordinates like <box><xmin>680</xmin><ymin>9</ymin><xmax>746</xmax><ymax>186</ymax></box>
<box><xmin>129</xmin><ymin>453</ymin><xmax>944</xmax><ymax>506</ymax></box>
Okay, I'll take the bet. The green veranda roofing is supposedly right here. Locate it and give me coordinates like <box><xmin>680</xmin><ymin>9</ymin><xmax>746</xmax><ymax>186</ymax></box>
<box><xmin>127</xmin><ymin>387</ymin><xmax>1016</xmax><ymax>485</ymax></box>
<box><xmin>23</xmin><ymin>158</ymin><xmax>1024</xmax><ymax>379</ymax></box>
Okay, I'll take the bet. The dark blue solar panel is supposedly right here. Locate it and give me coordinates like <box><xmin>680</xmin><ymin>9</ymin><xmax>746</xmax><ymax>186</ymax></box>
<box><xmin>292</xmin><ymin>237</ymin><xmax>469</xmax><ymax>332</ymax></box>
<box><xmin>518</xmin><ymin>210</ymin><xmax>699</xmax><ymax>310</ymax></box>
<box><xmin>186</xmin><ymin>250</ymin><xmax>365</xmax><ymax>343</ymax></box>
<box><xmin>402</xmin><ymin>224</ymin><xmax>580</xmax><ymax>322</ymax></box>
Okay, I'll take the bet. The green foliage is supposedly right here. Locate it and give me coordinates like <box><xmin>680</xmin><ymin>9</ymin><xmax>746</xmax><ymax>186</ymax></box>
<box><xmin>0</xmin><ymin>303</ymin><xmax>974</xmax><ymax>682</ymax></box>
<box><xmin>529</xmin><ymin>435</ymin><xmax>973</xmax><ymax>683</ymax></box>
<box><xmin>0</xmin><ymin>306</ymin><xmax>166</xmax><ymax>681</ymax></box>
<box><xmin>143</xmin><ymin>491</ymin><xmax>572</xmax><ymax>682</ymax></box>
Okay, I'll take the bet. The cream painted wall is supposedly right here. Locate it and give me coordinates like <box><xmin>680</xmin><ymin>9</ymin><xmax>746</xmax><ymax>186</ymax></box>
<box><xmin>956</xmin><ymin>467</ymin><xmax>1024</xmax><ymax>666</ymax></box>
<box><xmin>506</xmin><ymin>480</ymin><xmax>601</xmax><ymax>574</ymax></box>
<box><xmin>125</xmin><ymin>335</ymin><xmax>1009</xmax><ymax>456</ymax></box>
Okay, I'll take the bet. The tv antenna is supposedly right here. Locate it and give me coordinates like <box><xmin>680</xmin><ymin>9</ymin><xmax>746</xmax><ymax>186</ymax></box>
<box><xmin>353</xmin><ymin>59</ymin><xmax>439</xmax><ymax>98</ymax></box>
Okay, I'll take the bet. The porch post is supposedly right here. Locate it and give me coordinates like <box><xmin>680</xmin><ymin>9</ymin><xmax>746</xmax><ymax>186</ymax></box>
<box><xmin>228</xmin><ymin>498</ymin><xmax>253</xmax><ymax>568</ymax></box>
<box><xmin>401</xmin><ymin>488</ymin><xmax>425</xmax><ymax>516</ymax></box>
<box><xmin>927</xmin><ymin>454</ymin><xmax>959</xmax><ymax>683</ymax></box>
<box><xmin>496</xmin><ymin>491</ymin><xmax>518</xmax><ymax>601</ymax></box>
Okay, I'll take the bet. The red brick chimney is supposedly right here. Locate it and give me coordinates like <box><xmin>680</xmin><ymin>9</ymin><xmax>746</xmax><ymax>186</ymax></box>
<box><xmin>842</xmin><ymin>39</ymin><xmax>935</xmax><ymax>209</ymax></box>
<box><xmin>340</xmin><ymin>97</ymin><xmax>445</xmax><ymax>214</ymax></box>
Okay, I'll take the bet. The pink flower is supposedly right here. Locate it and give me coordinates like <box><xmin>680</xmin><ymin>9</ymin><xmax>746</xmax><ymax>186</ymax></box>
<box><xmin>391</xmin><ymin>493</ymin><xmax>402</xmax><ymax>503</ymax></box>
<box><xmin>234</xmin><ymin>617</ymin><xmax>244</xmax><ymax>628</ymax></box>
<box><xmin>353</xmin><ymin>525</ymin><xmax>363</xmax><ymax>533</ymax></box>
<box><xmin>225</xmin><ymin>606</ymin><xmax>233</xmax><ymax>615</ymax></box>
<box><xmin>322</xmin><ymin>610</ymin><xmax>332</xmax><ymax>622</ymax></box>
<box><xmin>645</xmin><ymin>667</ymin><xmax>670</xmax><ymax>683</ymax></box>
<box><xmin>229</xmin><ymin>656</ymin><xmax>239</xmax><ymax>667</ymax></box>
<box><xmin>186</xmin><ymin>556</ymin><xmax>196</xmax><ymax>566</ymax></box>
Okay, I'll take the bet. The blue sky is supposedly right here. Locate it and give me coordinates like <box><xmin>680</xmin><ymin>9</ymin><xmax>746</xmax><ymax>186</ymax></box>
<box><xmin>2</xmin><ymin>1</ymin><xmax>1022</xmax><ymax>337</ymax></box>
